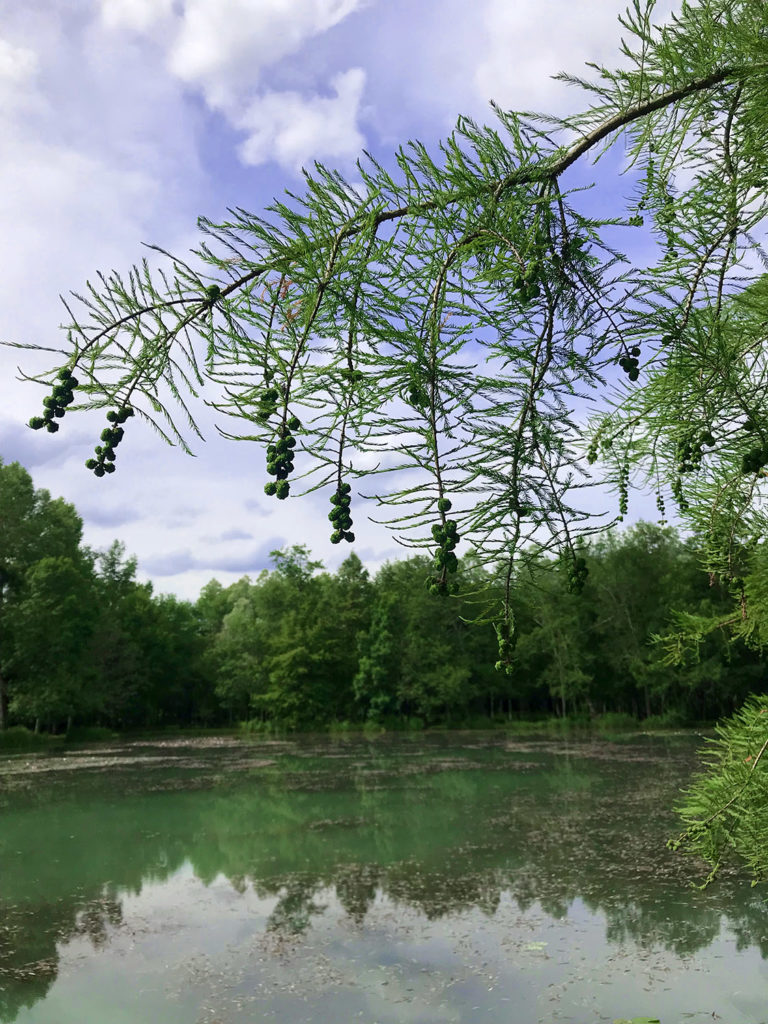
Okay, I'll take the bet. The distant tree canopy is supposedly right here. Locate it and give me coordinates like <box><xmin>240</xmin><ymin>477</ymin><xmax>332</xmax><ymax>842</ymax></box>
<box><xmin>0</xmin><ymin>463</ymin><xmax>759</xmax><ymax>738</ymax></box>
<box><xmin>4</xmin><ymin>0</ymin><xmax>768</xmax><ymax>882</ymax></box>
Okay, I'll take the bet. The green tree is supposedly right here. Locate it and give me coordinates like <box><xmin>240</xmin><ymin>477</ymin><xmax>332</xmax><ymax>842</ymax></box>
<box><xmin>85</xmin><ymin>541</ymin><xmax>154</xmax><ymax>727</ymax></box>
<box><xmin>5</xmin><ymin>555</ymin><xmax>96</xmax><ymax>730</ymax></box>
<box><xmin>313</xmin><ymin>552</ymin><xmax>373</xmax><ymax>722</ymax></box>
<box><xmin>528</xmin><ymin>563</ymin><xmax>595</xmax><ymax>718</ymax></box>
<box><xmin>195</xmin><ymin>578</ymin><xmax>235</xmax><ymax>640</ymax></box>
<box><xmin>142</xmin><ymin>593</ymin><xmax>214</xmax><ymax>725</ymax></box>
<box><xmin>212</xmin><ymin>586</ymin><xmax>266</xmax><ymax>721</ymax></box>
<box><xmin>83</xmin><ymin>541</ymin><xmax>213</xmax><ymax>728</ymax></box>
<box><xmin>253</xmin><ymin>547</ymin><xmax>328</xmax><ymax>727</ymax></box>
<box><xmin>353</xmin><ymin>592</ymin><xmax>400</xmax><ymax>722</ymax></box>
<box><xmin>0</xmin><ymin>459</ymin><xmax>84</xmax><ymax>728</ymax></box>
<box><xmin>588</xmin><ymin>523</ymin><xmax>690</xmax><ymax>717</ymax></box>
<box><xmin>372</xmin><ymin>557</ymin><xmax>476</xmax><ymax>724</ymax></box>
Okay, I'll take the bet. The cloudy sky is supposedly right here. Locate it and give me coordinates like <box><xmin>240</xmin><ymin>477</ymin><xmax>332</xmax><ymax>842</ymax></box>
<box><xmin>0</xmin><ymin>0</ymin><xmax>682</xmax><ymax>600</ymax></box>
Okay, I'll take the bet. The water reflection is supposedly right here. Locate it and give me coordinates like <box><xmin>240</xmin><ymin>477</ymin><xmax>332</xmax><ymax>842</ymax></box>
<box><xmin>1</xmin><ymin>734</ymin><xmax>766</xmax><ymax>1022</ymax></box>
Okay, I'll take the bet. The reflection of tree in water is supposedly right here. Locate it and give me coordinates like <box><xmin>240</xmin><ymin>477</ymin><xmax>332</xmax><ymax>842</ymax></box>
<box><xmin>386</xmin><ymin>863</ymin><xmax>503</xmax><ymax>921</ymax></box>
<box><xmin>334</xmin><ymin>863</ymin><xmax>379</xmax><ymax>924</ymax></box>
<box><xmin>3</xmin><ymin>737</ymin><xmax>768</xmax><ymax>1020</ymax></box>
<box><xmin>73</xmin><ymin>893</ymin><xmax>124</xmax><ymax>947</ymax></box>
<box><xmin>0</xmin><ymin>894</ymin><xmax>122</xmax><ymax>1024</ymax></box>
<box><xmin>602</xmin><ymin>898</ymin><xmax>721</xmax><ymax>955</ymax></box>
<box><xmin>724</xmin><ymin>900</ymin><xmax>768</xmax><ymax>960</ymax></box>
<box><xmin>265</xmin><ymin>876</ymin><xmax>328</xmax><ymax>934</ymax></box>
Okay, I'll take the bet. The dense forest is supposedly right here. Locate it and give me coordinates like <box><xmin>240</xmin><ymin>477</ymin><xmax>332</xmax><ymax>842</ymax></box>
<box><xmin>0</xmin><ymin>457</ymin><xmax>764</xmax><ymax>736</ymax></box>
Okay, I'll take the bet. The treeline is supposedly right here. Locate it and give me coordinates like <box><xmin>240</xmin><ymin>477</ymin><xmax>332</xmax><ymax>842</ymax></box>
<box><xmin>0</xmin><ymin>458</ymin><xmax>764</xmax><ymax>734</ymax></box>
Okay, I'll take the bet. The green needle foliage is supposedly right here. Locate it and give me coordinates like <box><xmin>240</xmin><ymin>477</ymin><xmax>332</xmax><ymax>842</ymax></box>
<box><xmin>668</xmin><ymin>695</ymin><xmax>768</xmax><ymax>887</ymax></box>
<box><xmin>4</xmin><ymin>0</ymin><xmax>768</xmax><ymax>882</ymax></box>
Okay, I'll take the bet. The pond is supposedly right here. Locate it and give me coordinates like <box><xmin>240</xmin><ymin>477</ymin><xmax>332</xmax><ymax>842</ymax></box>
<box><xmin>1</xmin><ymin>731</ymin><xmax>767</xmax><ymax>1024</ymax></box>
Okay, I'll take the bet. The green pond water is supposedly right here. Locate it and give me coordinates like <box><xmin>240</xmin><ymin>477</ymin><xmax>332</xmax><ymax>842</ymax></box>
<box><xmin>1</xmin><ymin>731</ymin><xmax>767</xmax><ymax>1024</ymax></box>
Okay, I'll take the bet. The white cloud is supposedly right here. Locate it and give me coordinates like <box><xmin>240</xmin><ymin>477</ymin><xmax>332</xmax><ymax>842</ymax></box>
<box><xmin>99</xmin><ymin>0</ymin><xmax>175</xmax><ymax>33</ymax></box>
<box><xmin>234</xmin><ymin>68</ymin><xmax>367</xmax><ymax>175</ymax></box>
<box><xmin>166</xmin><ymin>0</ymin><xmax>368</xmax><ymax>107</ymax></box>
<box><xmin>0</xmin><ymin>36</ymin><xmax>37</xmax><ymax>85</ymax></box>
<box><xmin>366</xmin><ymin>0</ymin><xmax>680</xmax><ymax>138</ymax></box>
<box><xmin>0</xmin><ymin>35</ymin><xmax>43</xmax><ymax>121</ymax></box>
<box><xmin>471</xmin><ymin>0</ymin><xmax>633</xmax><ymax>118</ymax></box>
<box><xmin>96</xmin><ymin>0</ymin><xmax>374</xmax><ymax>177</ymax></box>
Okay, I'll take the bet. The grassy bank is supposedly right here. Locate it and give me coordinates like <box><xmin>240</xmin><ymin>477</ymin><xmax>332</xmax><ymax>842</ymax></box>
<box><xmin>0</xmin><ymin>723</ymin><xmax>240</xmax><ymax>753</ymax></box>
<box><xmin>0</xmin><ymin>713</ymin><xmax>711</xmax><ymax>755</ymax></box>
<box><xmin>240</xmin><ymin>709</ymin><xmax>712</xmax><ymax>738</ymax></box>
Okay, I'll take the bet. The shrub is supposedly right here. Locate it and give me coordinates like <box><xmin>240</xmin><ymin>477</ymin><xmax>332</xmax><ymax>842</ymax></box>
<box><xmin>0</xmin><ymin>726</ymin><xmax>62</xmax><ymax>751</ymax></box>
<box><xmin>327</xmin><ymin>719</ymin><xmax>355</xmax><ymax>734</ymax></box>
<box><xmin>593</xmin><ymin>712</ymin><xmax>639</xmax><ymax>733</ymax></box>
<box><xmin>504</xmin><ymin>716</ymin><xmax>588</xmax><ymax>735</ymax></box>
<box><xmin>362</xmin><ymin>719</ymin><xmax>385</xmax><ymax>735</ymax></box>
<box><xmin>642</xmin><ymin>709</ymin><xmax>691</xmax><ymax>730</ymax></box>
<box><xmin>65</xmin><ymin>725</ymin><xmax>116</xmax><ymax>743</ymax></box>
<box><xmin>239</xmin><ymin>718</ymin><xmax>282</xmax><ymax>736</ymax></box>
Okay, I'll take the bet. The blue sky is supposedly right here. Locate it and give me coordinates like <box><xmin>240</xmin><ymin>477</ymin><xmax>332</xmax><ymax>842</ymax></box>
<box><xmin>0</xmin><ymin>0</ymin><xmax>682</xmax><ymax>600</ymax></box>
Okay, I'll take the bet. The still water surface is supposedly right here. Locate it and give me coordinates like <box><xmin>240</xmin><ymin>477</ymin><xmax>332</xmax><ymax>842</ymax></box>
<box><xmin>1</xmin><ymin>732</ymin><xmax>767</xmax><ymax>1023</ymax></box>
